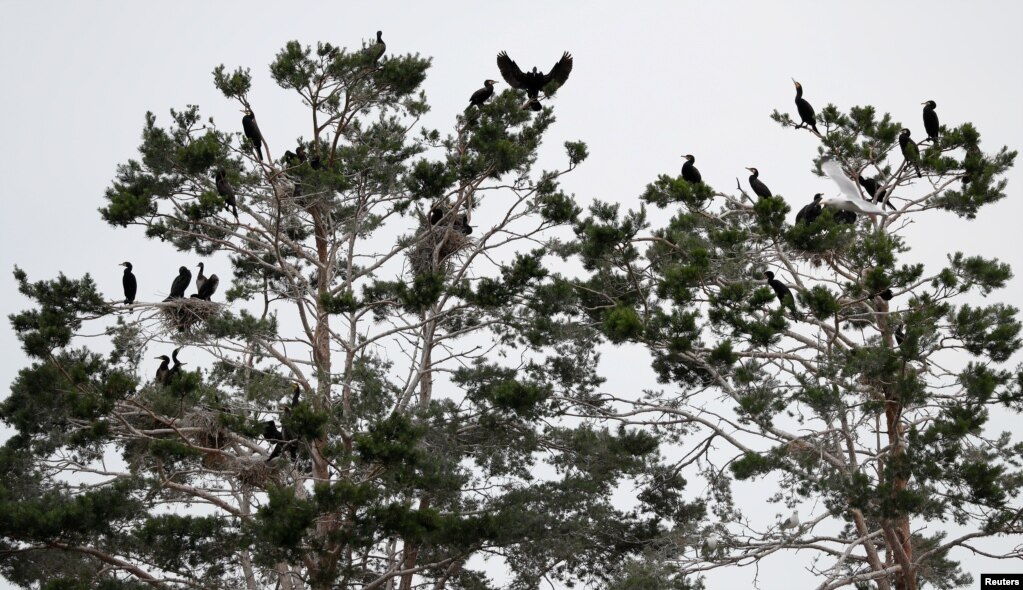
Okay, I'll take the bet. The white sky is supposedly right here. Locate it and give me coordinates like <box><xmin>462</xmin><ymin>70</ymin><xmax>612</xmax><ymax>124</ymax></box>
<box><xmin>1</xmin><ymin>1</ymin><xmax>1022</xmax><ymax>588</ymax></box>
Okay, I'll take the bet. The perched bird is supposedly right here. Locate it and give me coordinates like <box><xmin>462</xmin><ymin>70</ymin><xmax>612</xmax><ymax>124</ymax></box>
<box><xmin>267</xmin><ymin>384</ymin><xmax>301</xmax><ymax>461</ymax></box>
<box><xmin>894</xmin><ymin>324</ymin><xmax>906</xmax><ymax>346</ymax></box>
<box><xmin>467</xmin><ymin>79</ymin><xmax>499</xmax><ymax>111</ymax></box>
<box><xmin>120</xmin><ymin>261</ymin><xmax>137</xmax><ymax>304</ymax></box>
<box><xmin>764</xmin><ymin>271</ymin><xmax>799</xmax><ymax>317</ymax></box>
<box><xmin>705</xmin><ymin>533</ymin><xmax>720</xmax><ymax>551</ymax></box>
<box><xmin>833</xmin><ymin>209</ymin><xmax>858</xmax><ymax>224</ymax></box>
<box><xmin>163</xmin><ymin>266</ymin><xmax>192</xmax><ymax>301</ymax></box>
<box><xmin>295</xmin><ymin>145</ymin><xmax>308</xmax><ymax>163</ymax></box>
<box><xmin>792</xmin><ymin>79</ymin><xmax>820</xmax><ymax>136</ymax></box>
<box><xmin>922</xmin><ymin>100</ymin><xmax>939</xmax><ymax>142</ymax></box>
<box><xmin>192</xmin><ymin>274</ymin><xmax>219</xmax><ymax>301</ymax></box>
<box><xmin>780</xmin><ymin>511</ymin><xmax>800</xmax><ymax>531</ymax></box>
<box><xmin>874</xmin><ymin>288</ymin><xmax>894</xmax><ymax>301</ymax></box>
<box><xmin>168</xmin><ymin>347</ymin><xmax>185</xmax><ymax>383</ymax></box>
<box><xmin>368</xmin><ymin>30</ymin><xmax>386</xmax><ymax>63</ymax></box>
<box><xmin>746</xmin><ymin>167</ymin><xmax>773</xmax><ymax>198</ymax></box>
<box><xmin>214</xmin><ymin>169</ymin><xmax>238</xmax><ymax>220</ymax></box>
<box><xmin>195</xmin><ymin>262</ymin><xmax>207</xmax><ymax>293</ymax></box>
<box><xmin>820</xmin><ymin>157</ymin><xmax>889</xmax><ymax>217</ymax></box>
<box><xmin>857</xmin><ymin>174</ymin><xmax>894</xmax><ymax>211</ymax></box>
<box><xmin>681</xmin><ymin>154</ymin><xmax>702</xmax><ymax>184</ymax></box>
<box><xmin>795</xmin><ymin>194</ymin><xmax>823</xmax><ymax>224</ymax></box>
<box><xmin>154</xmin><ymin>355</ymin><xmax>171</xmax><ymax>385</ymax></box>
<box><xmin>898</xmin><ymin>128</ymin><xmax>922</xmax><ymax>178</ymax></box>
<box><xmin>454</xmin><ymin>213</ymin><xmax>473</xmax><ymax>236</ymax></box>
<box><xmin>242</xmin><ymin>109</ymin><xmax>264</xmax><ymax>161</ymax></box>
<box><xmin>496</xmin><ymin>51</ymin><xmax>573</xmax><ymax>110</ymax></box>
<box><xmin>429</xmin><ymin>207</ymin><xmax>443</xmax><ymax>226</ymax></box>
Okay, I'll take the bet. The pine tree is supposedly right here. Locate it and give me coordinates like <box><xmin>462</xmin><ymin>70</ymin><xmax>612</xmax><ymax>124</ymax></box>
<box><xmin>0</xmin><ymin>40</ymin><xmax>700</xmax><ymax>589</ymax></box>
<box><xmin>576</xmin><ymin>99</ymin><xmax>1021</xmax><ymax>588</ymax></box>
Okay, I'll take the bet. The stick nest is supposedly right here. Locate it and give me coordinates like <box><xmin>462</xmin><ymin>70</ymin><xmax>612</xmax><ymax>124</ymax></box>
<box><xmin>159</xmin><ymin>298</ymin><xmax>223</xmax><ymax>334</ymax></box>
<box><xmin>408</xmin><ymin>222</ymin><xmax>473</xmax><ymax>276</ymax></box>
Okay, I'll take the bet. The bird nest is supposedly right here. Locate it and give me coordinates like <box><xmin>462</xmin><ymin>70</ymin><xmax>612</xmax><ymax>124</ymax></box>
<box><xmin>182</xmin><ymin>409</ymin><xmax>228</xmax><ymax>450</ymax></box>
<box><xmin>237</xmin><ymin>458</ymin><xmax>282</xmax><ymax>488</ymax></box>
<box><xmin>408</xmin><ymin>223</ymin><xmax>473</xmax><ymax>276</ymax></box>
<box><xmin>159</xmin><ymin>298</ymin><xmax>223</xmax><ymax>334</ymax></box>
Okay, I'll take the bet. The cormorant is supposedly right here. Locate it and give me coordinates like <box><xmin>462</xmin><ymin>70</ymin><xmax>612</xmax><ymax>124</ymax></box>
<box><xmin>366</xmin><ymin>30</ymin><xmax>385</xmax><ymax>63</ymax></box>
<box><xmin>168</xmin><ymin>347</ymin><xmax>185</xmax><ymax>383</ymax></box>
<box><xmin>242</xmin><ymin>109</ymin><xmax>264</xmax><ymax>161</ymax></box>
<box><xmin>792</xmin><ymin>80</ymin><xmax>820</xmax><ymax>136</ymax></box>
<box><xmin>163</xmin><ymin>266</ymin><xmax>192</xmax><ymax>301</ymax></box>
<box><xmin>894</xmin><ymin>324</ymin><xmax>906</xmax><ymax>346</ymax></box>
<box><xmin>429</xmin><ymin>207</ymin><xmax>443</xmax><ymax>226</ymax></box>
<box><xmin>922</xmin><ymin>100</ymin><xmax>939</xmax><ymax>142</ymax></box>
<box><xmin>857</xmin><ymin>174</ymin><xmax>894</xmax><ymax>210</ymax></box>
<box><xmin>195</xmin><ymin>262</ymin><xmax>207</xmax><ymax>293</ymax></box>
<box><xmin>496</xmin><ymin>51</ymin><xmax>573</xmax><ymax>109</ymax></box>
<box><xmin>467</xmin><ymin>80</ymin><xmax>499</xmax><ymax>111</ymax></box>
<box><xmin>874</xmin><ymin>288</ymin><xmax>894</xmax><ymax>301</ymax></box>
<box><xmin>192</xmin><ymin>274</ymin><xmax>219</xmax><ymax>301</ymax></box>
<box><xmin>454</xmin><ymin>214</ymin><xmax>473</xmax><ymax>236</ymax></box>
<box><xmin>295</xmin><ymin>145</ymin><xmax>307</xmax><ymax>163</ymax></box>
<box><xmin>214</xmin><ymin>169</ymin><xmax>238</xmax><ymax>220</ymax></box>
<box><xmin>764</xmin><ymin>271</ymin><xmax>799</xmax><ymax>317</ymax></box>
<box><xmin>746</xmin><ymin>167</ymin><xmax>773</xmax><ymax>198</ymax></box>
<box><xmin>266</xmin><ymin>384</ymin><xmax>301</xmax><ymax>461</ymax></box>
<box><xmin>833</xmin><ymin>210</ymin><xmax>858</xmax><ymax>224</ymax></box>
<box><xmin>681</xmin><ymin>154</ymin><xmax>702</xmax><ymax>184</ymax></box>
<box><xmin>155</xmin><ymin>355</ymin><xmax>171</xmax><ymax>385</ymax></box>
<box><xmin>898</xmin><ymin>128</ymin><xmax>921</xmax><ymax>178</ymax></box>
<box><xmin>120</xmin><ymin>261</ymin><xmax>137</xmax><ymax>304</ymax></box>
<box><xmin>795</xmin><ymin>194</ymin><xmax>823</xmax><ymax>224</ymax></box>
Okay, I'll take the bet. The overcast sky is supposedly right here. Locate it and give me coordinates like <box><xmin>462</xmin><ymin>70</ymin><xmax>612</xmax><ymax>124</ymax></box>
<box><xmin>2</xmin><ymin>1</ymin><xmax>1022</xmax><ymax>588</ymax></box>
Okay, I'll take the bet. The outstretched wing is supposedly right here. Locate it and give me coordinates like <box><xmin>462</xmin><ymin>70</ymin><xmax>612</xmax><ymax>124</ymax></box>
<box><xmin>497</xmin><ymin>51</ymin><xmax>526</xmax><ymax>89</ymax></box>
<box><xmin>821</xmin><ymin>157</ymin><xmax>861</xmax><ymax>203</ymax></box>
<box><xmin>543</xmin><ymin>51</ymin><xmax>573</xmax><ymax>92</ymax></box>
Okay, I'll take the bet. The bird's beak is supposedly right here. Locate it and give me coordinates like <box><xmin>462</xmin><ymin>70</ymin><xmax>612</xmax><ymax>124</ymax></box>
<box><xmin>921</xmin><ymin>101</ymin><xmax>927</xmax><ymax>105</ymax></box>
<box><xmin>745</xmin><ymin>167</ymin><xmax>754</xmax><ymax>172</ymax></box>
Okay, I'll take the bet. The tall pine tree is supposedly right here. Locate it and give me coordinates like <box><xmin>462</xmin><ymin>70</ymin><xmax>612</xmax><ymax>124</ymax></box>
<box><xmin>0</xmin><ymin>40</ymin><xmax>699</xmax><ymax>589</ymax></box>
<box><xmin>575</xmin><ymin>97</ymin><xmax>1021</xmax><ymax>588</ymax></box>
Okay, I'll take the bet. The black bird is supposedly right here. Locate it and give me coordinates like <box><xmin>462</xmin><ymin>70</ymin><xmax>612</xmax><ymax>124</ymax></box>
<box><xmin>195</xmin><ymin>262</ymin><xmax>207</xmax><ymax>293</ymax></box>
<box><xmin>467</xmin><ymin>79</ymin><xmax>499</xmax><ymax>111</ymax></box>
<box><xmin>833</xmin><ymin>210</ymin><xmax>858</xmax><ymax>224</ymax></box>
<box><xmin>894</xmin><ymin>324</ymin><xmax>906</xmax><ymax>346</ymax></box>
<box><xmin>922</xmin><ymin>100</ymin><xmax>939</xmax><ymax>142</ymax></box>
<box><xmin>792</xmin><ymin>79</ymin><xmax>820</xmax><ymax>136</ymax></box>
<box><xmin>168</xmin><ymin>347</ymin><xmax>185</xmax><ymax>383</ymax></box>
<box><xmin>242</xmin><ymin>109</ymin><xmax>263</xmax><ymax>161</ymax></box>
<box><xmin>155</xmin><ymin>355</ymin><xmax>171</xmax><ymax>385</ymax></box>
<box><xmin>746</xmin><ymin>167</ymin><xmax>773</xmax><ymax>198</ymax></box>
<box><xmin>764</xmin><ymin>271</ymin><xmax>799</xmax><ymax>317</ymax></box>
<box><xmin>120</xmin><ymin>261</ymin><xmax>137</xmax><ymax>304</ymax></box>
<box><xmin>429</xmin><ymin>207</ymin><xmax>443</xmax><ymax>226</ymax></box>
<box><xmin>899</xmin><ymin>128</ymin><xmax>921</xmax><ymax>178</ymax></box>
<box><xmin>192</xmin><ymin>274</ymin><xmax>219</xmax><ymax>301</ymax></box>
<box><xmin>681</xmin><ymin>154</ymin><xmax>702</xmax><ymax>184</ymax></box>
<box><xmin>795</xmin><ymin>194</ymin><xmax>823</xmax><ymax>224</ymax></box>
<box><xmin>295</xmin><ymin>145</ymin><xmax>307</xmax><ymax>163</ymax></box>
<box><xmin>454</xmin><ymin>214</ymin><xmax>473</xmax><ymax>236</ymax></box>
<box><xmin>874</xmin><ymin>288</ymin><xmax>894</xmax><ymax>301</ymax></box>
<box><xmin>163</xmin><ymin>266</ymin><xmax>192</xmax><ymax>301</ymax></box>
<box><xmin>366</xmin><ymin>30</ymin><xmax>385</xmax><ymax>63</ymax></box>
<box><xmin>267</xmin><ymin>384</ymin><xmax>302</xmax><ymax>461</ymax></box>
<box><xmin>497</xmin><ymin>51</ymin><xmax>573</xmax><ymax>109</ymax></box>
<box><xmin>214</xmin><ymin>169</ymin><xmax>238</xmax><ymax>220</ymax></box>
<box><xmin>857</xmin><ymin>175</ymin><xmax>894</xmax><ymax>210</ymax></box>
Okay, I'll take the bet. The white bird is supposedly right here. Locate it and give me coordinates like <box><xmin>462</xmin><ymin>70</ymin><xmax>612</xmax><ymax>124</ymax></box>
<box><xmin>780</xmin><ymin>510</ymin><xmax>800</xmax><ymax>530</ymax></box>
<box><xmin>820</xmin><ymin>157</ymin><xmax>890</xmax><ymax>217</ymax></box>
<box><xmin>706</xmin><ymin>532</ymin><xmax>720</xmax><ymax>551</ymax></box>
